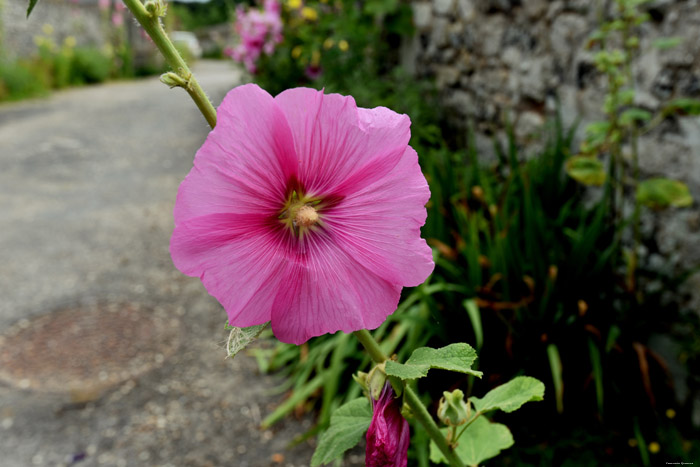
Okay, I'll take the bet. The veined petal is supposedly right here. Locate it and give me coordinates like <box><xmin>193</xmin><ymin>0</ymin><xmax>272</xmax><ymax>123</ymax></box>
<box><xmin>274</xmin><ymin>88</ymin><xmax>410</xmax><ymax>196</ymax></box>
<box><xmin>325</xmin><ymin>146</ymin><xmax>434</xmax><ymax>287</ymax></box>
<box><xmin>170</xmin><ymin>213</ymin><xmax>287</xmax><ymax>327</ymax></box>
<box><xmin>174</xmin><ymin>84</ymin><xmax>297</xmax><ymax>223</ymax></box>
<box><xmin>270</xmin><ymin>231</ymin><xmax>402</xmax><ymax>345</ymax></box>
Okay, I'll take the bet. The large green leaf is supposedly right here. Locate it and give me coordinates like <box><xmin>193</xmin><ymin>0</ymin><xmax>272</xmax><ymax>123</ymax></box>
<box><xmin>429</xmin><ymin>416</ymin><xmax>514</xmax><ymax>465</ymax></box>
<box><xmin>385</xmin><ymin>343</ymin><xmax>483</xmax><ymax>380</ymax></box>
<box><xmin>637</xmin><ymin>178</ymin><xmax>693</xmax><ymax>208</ymax></box>
<box><xmin>566</xmin><ymin>156</ymin><xmax>606</xmax><ymax>186</ymax></box>
<box><xmin>311</xmin><ymin>398</ymin><xmax>372</xmax><ymax>466</ymax></box>
<box><xmin>27</xmin><ymin>0</ymin><xmax>40</xmax><ymax>17</ymax></box>
<box><xmin>226</xmin><ymin>322</ymin><xmax>269</xmax><ymax>358</ymax></box>
<box><xmin>470</xmin><ymin>376</ymin><xmax>545</xmax><ymax>414</ymax></box>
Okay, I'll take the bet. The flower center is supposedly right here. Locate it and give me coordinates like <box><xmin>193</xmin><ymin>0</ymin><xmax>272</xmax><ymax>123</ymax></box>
<box><xmin>278</xmin><ymin>188</ymin><xmax>323</xmax><ymax>237</ymax></box>
<box><xmin>294</xmin><ymin>205</ymin><xmax>319</xmax><ymax>227</ymax></box>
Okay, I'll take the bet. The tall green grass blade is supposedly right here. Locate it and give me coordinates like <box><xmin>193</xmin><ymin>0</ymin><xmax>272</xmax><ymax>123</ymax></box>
<box><xmin>547</xmin><ymin>343</ymin><xmax>564</xmax><ymax>413</ymax></box>
<box><xmin>463</xmin><ymin>299</ymin><xmax>483</xmax><ymax>350</ymax></box>
<box><xmin>588</xmin><ymin>338</ymin><xmax>604</xmax><ymax>416</ymax></box>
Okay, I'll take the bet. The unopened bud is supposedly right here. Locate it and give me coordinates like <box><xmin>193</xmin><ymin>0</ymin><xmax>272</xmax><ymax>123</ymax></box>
<box><xmin>145</xmin><ymin>0</ymin><xmax>167</xmax><ymax>17</ymax></box>
<box><xmin>367</xmin><ymin>363</ymin><xmax>387</xmax><ymax>401</ymax></box>
<box><xmin>437</xmin><ymin>389</ymin><xmax>470</xmax><ymax>426</ymax></box>
<box><xmin>353</xmin><ymin>371</ymin><xmax>369</xmax><ymax>391</ymax></box>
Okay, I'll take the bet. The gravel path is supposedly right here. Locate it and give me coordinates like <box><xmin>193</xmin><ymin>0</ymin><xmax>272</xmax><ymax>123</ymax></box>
<box><xmin>0</xmin><ymin>61</ymin><xmax>319</xmax><ymax>467</ymax></box>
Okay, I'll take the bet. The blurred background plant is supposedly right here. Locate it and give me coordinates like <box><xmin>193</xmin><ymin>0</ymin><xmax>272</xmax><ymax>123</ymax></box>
<box><xmin>227</xmin><ymin>0</ymin><xmax>700</xmax><ymax>464</ymax></box>
<box><xmin>0</xmin><ymin>0</ymin><xmax>170</xmax><ymax>102</ymax></box>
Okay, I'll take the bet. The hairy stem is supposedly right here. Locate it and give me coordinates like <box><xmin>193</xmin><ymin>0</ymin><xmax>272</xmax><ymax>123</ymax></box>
<box><xmin>121</xmin><ymin>0</ymin><xmax>217</xmax><ymax>128</ymax></box>
<box><xmin>352</xmin><ymin>330</ymin><xmax>465</xmax><ymax>467</ymax></box>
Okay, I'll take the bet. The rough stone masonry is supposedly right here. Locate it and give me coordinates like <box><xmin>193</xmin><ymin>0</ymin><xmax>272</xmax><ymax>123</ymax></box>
<box><xmin>407</xmin><ymin>0</ymin><xmax>700</xmax><ymax>312</ymax></box>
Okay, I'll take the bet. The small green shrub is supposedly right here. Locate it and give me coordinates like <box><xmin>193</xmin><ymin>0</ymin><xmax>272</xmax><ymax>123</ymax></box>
<box><xmin>0</xmin><ymin>59</ymin><xmax>48</xmax><ymax>101</ymax></box>
<box><xmin>71</xmin><ymin>47</ymin><xmax>112</xmax><ymax>84</ymax></box>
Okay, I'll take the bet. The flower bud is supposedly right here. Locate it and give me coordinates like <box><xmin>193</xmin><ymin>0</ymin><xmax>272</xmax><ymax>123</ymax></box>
<box><xmin>437</xmin><ymin>389</ymin><xmax>470</xmax><ymax>426</ymax></box>
<box><xmin>366</xmin><ymin>383</ymin><xmax>409</xmax><ymax>467</ymax></box>
<box><xmin>145</xmin><ymin>0</ymin><xmax>167</xmax><ymax>17</ymax></box>
<box><xmin>353</xmin><ymin>371</ymin><xmax>369</xmax><ymax>391</ymax></box>
<box><xmin>367</xmin><ymin>363</ymin><xmax>388</xmax><ymax>402</ymax></box>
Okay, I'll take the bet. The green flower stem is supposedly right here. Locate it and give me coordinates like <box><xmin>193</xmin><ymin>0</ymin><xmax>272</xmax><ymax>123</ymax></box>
<box><xmin>352</xmin><ymin>330</ymin><xmax>465</xmax><ymax>467</ymax></box>
<box><xmin>121</xmin><ymin>0</ymin><xmax>217</xmax><ymax>129</ymax></box>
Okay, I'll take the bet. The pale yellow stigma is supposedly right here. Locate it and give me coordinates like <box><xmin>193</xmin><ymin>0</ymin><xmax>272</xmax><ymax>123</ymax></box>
<box><xmin>295</xmin><ymin>205</ymin><xmax>319</xmax><ymax>227</ymax></box>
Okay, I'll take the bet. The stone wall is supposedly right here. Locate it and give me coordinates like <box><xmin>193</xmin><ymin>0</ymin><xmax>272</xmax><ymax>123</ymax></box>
<box><xmin>1</xmin><ymin>0</ymin><xmax>105</xmax><ymax>59</ymax></box>
<box><xmin>408</xmin><ymin>0</ymin><xmax>700</xmax><ymax>305</ymax></box>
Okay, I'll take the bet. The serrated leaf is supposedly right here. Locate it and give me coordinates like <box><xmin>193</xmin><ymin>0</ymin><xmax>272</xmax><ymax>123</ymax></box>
<box><xmin>311</xmin><ymin>398</ymin><xmax>372</xmax><ymax>466</ymax></box>
<box><xmin>226</xmin><ymin>322</ymin><xmax>269</xmax><ymax>358</ymax></box>
<box><xmin>653</xmin><ymin>37</ymin><xmax>682</xmax><ymax>50</ymax></box>
<box><xmin>27</xmin><ymin>0</ymin><xmax>40</xmax><ymax>17</ymax></box>
<box><xmin>429</xmin><ymin>416</ymin><xmax>514</xmax><ymax>465</ymax></box>
<box><xmin>385</xmin><ymin>343</ymin><xmax>483</xmax><ymax>381</ymax></box>
<box><xmin>469</xmin><ymin>376</ymin><xmax>545</xmax><ymax>414</ymax></box>
<box><xmin>566</xmin><ymin>156</ymin><xmax>606</xmax><ymax>186</ymax></box>
<box><xmin>637</xmin><ymin>178</ymin><xmax>693</xmax><ymax>209</ymax></box>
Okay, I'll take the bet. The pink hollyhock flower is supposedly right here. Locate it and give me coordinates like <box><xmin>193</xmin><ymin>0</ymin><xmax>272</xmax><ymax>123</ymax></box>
<box><xmin>111</xmin><ymin>11</ymin><xmax>123</xmax><ymax>27</ymax></box>
<box><xmin>304</xmin><ymin>64</ymin><xmax>323</xmax><ymax>80</ymax></box>
<box><xmin>170</xmin><ymin>84</ymin><xmax>434</xmax><ymax>344</ymax></box>
<box><xmin>230</xmin><ymin>2</ymin><xmax>283</xmax><ymax>73</ymax></box>
<box><xmin>366</xmin><ymin>383</ymin><xmax>410</xmax><ymax>466</ymax></box>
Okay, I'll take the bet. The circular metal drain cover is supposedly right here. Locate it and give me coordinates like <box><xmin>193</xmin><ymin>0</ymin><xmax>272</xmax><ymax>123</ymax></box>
<box><xmin>0</xmin><ymin>302</ymin><xmax>180</xmax><ymax>393</ymax></box>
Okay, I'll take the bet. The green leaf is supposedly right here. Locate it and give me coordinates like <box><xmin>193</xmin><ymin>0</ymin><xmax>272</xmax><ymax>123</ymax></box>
<box><xmin>429</xmin><ymin>417</ymin><xmax>514</xmax><ymax>465</ymax></box>
<box><xmin>653</xmin><ymin>37</ymin><xmax>682</xmax><ymax>50</ymax></box>
<box><xmin>664</xmin><ymin>98</ymin><xmax>700</xmax><ymax>116</ymax></box>
<box><xmin>470</xmin><ymin>376</ymin><xmax>545</xmax><ymax>414</ymax></box>
<box><xmin>637</xmin><ymin>178</ymin><xmax>693</xmax><ymax>209</ymax></box>
<box><xmin>385</xmin><ymin>343</ymin><xmax>483</xmax><ymax>381</ymax></box>
<box><xmin>27</xmin><ymin>0</ymin><xmax>40</xmax><ymax>17</ymax></box>
<box><xmin>620</xmin><ymin>108</ymin><xmax>652</xmax><ymax>126</ymax></box>
<box><xmin>566</xmin><ymin>156</ymin><xmax>607</xmax><ymax>186</ymax></box>
<box><xmin>311</xmin><ymin>398</ymin><xmax>372</xmax><ymax>466</ymax></box>
<box><xmin>226</xmin><ymin>322</ymin><xmax>269</xmax><ymax>358</ymax></box>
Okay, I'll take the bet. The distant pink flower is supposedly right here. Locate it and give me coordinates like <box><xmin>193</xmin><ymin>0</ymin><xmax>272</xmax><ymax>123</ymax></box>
<box><xmin>229</xmin><ymin>1</ymin><xmax>283</xmax><ymax>73</ymax></box>
<box><xmin>98</xmin><ymin>0</ymin><xmax>109</xmax><ymax>10</ymax></box>
<box><xmin>366</xmin><ymin>383</ymin><xmax>410</xmax><ymax>466</ymax></box>
<box><xmin>111</xmin><ymin>11</ymin><xmax>123</xmax><ymax>27</ymax></box>
<box><xmin>305</xmin><ymin>64</ymin><xmax>322</xmax><ymax>80</ymax></box>
<box><xmin>170</xmin><ymin>85</ymin><xmax>434</xmax><ymax>344</ymax></box>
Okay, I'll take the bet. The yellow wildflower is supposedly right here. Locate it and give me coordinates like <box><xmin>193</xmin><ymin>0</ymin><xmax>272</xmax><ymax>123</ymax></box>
<box><xmin>42</xmin><ymin>24</ymin><xmax>54</xmax><ymax>35</ymax></box>
<box><xmin>64</xmin><ymin>36</ymin><xmax>77</xmax><ymax>48</ymax></box>
<box><xmin>286</xmin><ymin>0</ymin><xmax>302</xmax><ymax>9</ymax></box>
<box><xmin>666</xmin><ymin>408</ymin><xmax>676</xmax><ymax>419</ymax></box>
<box><xmin>648</xmin><ymin>442</ymin><xmax>660</xmax><ymax>454</ymax></box>
<box><xmin>301</xmin><ymin>6</ymin><xmax>318</xmax><ymax>20</ymax></box>
<box><xmin>323</xmin><ymin>38</ymin><xmax>335</xmax><ymax>50</ymax></box>
<box><xmin>338</xmin><ymin>39</ymin><xmax>349</xmax><ymax>51</ymax></box>
<box><xmin>311</xmin><ymin>50</ymin><xmax>321</xmax><ymax>66</ymax></box>
<box><xmin>291</xmin><ymin>46</ymin><xmax>303</xmax><ymax>59</ymax></box>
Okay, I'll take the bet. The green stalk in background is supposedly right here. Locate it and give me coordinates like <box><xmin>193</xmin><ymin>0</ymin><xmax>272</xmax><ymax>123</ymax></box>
<box><xmin>121</xmin><ymin>0</ymin><xmax>217</xmax><ymax>128</ymax></box>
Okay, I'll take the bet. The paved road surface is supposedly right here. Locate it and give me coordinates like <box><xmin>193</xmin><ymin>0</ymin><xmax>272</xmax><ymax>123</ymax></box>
<box><xmin>0</xmin><ymin>61</ymin><xmax>322</xmax><ymax>466</ymax></box>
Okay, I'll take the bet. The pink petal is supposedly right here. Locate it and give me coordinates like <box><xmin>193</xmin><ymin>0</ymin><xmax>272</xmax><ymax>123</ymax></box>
<box><xmin>325</xmin><ymin>146</ymin><xmax>434</xmax><ymax>287</ymax></box>
<box><xmin>174</xmin><ymin>84</ymin><xmax>297</xmax><ymax>223</ymax></box>
<box><xmin>170</xmin><ymin>213</ymin><xmax>287</xmax><ymax>327</ymax></box>
<box><xmin>273</xmin><ymin>88</ymin><xmax>411</xmax><ymax>196</ymax></box>
<box><xmin>270</xmin><ymin>231</ymin><xmax>402</xmax><ymax>344</ymax></box>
